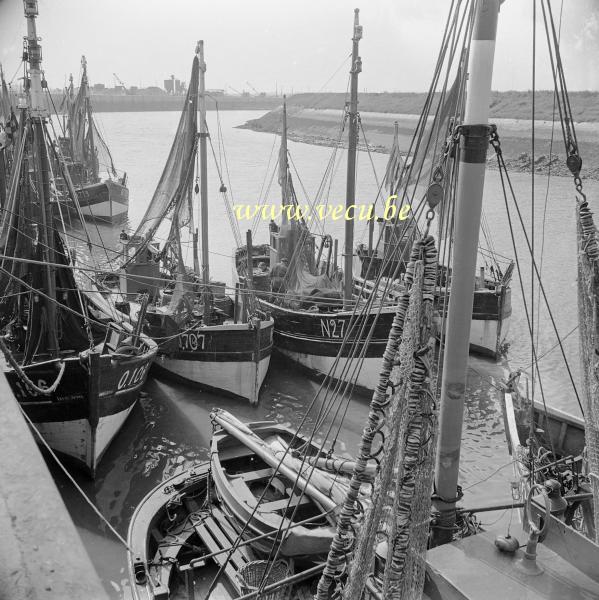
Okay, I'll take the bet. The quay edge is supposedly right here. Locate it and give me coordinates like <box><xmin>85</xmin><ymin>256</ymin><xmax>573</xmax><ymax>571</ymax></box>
<box><xmin>0</xmin><ymin>372</ymin><xmax>109</xmax><ymax>600</ymax></box>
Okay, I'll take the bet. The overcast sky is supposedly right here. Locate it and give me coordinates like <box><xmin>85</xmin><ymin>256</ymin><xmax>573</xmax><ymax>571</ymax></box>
<box><xmin>1</xmin><ymin>0</ymin><xmax>597</xmax><ymax>93</ymax></box>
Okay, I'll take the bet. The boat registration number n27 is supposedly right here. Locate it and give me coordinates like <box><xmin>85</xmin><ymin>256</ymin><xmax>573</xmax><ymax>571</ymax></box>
<box><xmin>179</xmin><ymin>330</ymin><xmax>206</xmax><ymax>352</ymax></box>
<box><xmin>320</xmin><ymin>318</ymin><xmax>346</xmax><ymax>339</ymax></box>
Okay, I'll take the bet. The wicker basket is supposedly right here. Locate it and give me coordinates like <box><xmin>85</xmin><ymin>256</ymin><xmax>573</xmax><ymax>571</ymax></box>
<box><xmin>237</xmin><ymin>559</ymin><xmax>292</xmax><ymax>600</ymax></box>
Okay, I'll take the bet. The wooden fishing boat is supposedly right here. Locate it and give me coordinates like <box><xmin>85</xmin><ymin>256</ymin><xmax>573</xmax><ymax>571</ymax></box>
<box><xmin>127</xmin><ymin>414</ymin><xmax>343</xmax><ymax>599</ymax></box>
<box><xmin>56</xmin><ymin>58</ymin><xmax>129</xmax><ymax>224</ymax></box>
<box><xmin>0</xmin><ymin>2</ymin><xmax>156</xmax><ymax>476</ymax></box>
<box><xmin>353</xmin><ymin>117</ymin><xmax>514</xmax><ymax>360</ymax></box>
<box><xmin>210</xmin><ymin>410</ymin><xmax>338</xmax><ymax>559</ymax></box>
<box><xmin>112</xmin><ymin>43</ymin><xmax>273</xmax><ymax>404</ymax></box>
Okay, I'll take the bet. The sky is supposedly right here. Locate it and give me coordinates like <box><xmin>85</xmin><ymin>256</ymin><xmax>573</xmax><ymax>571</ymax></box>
<box><xmin>0</xmin><ymin>0</ymin><xmax>598</xmax><ymax>94</ymax></box>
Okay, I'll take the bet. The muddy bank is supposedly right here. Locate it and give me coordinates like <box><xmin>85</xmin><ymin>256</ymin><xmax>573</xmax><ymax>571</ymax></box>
<box><xmin>240</xmin><ymin>107</ymin><xmax>599</xmax><ymax>181</ymax></box>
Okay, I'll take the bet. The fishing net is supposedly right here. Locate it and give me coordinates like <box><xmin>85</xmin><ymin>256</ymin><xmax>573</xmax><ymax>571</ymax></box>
<box><xmin>131</xmin><ymin>56</ymin><xmax>199</xmax><ymax>243</ymax></box>
<box><xmin>68</xmin><ymin>84</ymin><xmax>87</xmax><ymax>163</ymax></box>
<box><xmin>91</xmin><ymin>120</ymin><xmax>117</xmax><ymax>178</ymax></box>
<box><xmin>0</xmin><ymin>72</ymin><xmax>11</xmax><ymax>124</ymax></box>
<box><xmin>315</xmin><ymin>234</ymin><xmax>438</xmax><ymax>600</ymax></box>
<box><xmin>576</xmin><ymin>199</ymin><xmax>599</xmax><ymax>542</ymax></box>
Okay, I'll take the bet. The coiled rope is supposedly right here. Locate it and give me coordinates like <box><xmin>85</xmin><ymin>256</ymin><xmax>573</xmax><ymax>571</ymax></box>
<box><xmin>0</xmin><ymin>336</ymin><xmax>66</xmax><ymax>395</ymax></box>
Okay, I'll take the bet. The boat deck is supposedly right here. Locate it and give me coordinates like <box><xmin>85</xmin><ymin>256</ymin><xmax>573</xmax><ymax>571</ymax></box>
<box><xmin>425</xmin><ymin>522</ymin><xmax>599</xmax><ymax>600</ymax></box>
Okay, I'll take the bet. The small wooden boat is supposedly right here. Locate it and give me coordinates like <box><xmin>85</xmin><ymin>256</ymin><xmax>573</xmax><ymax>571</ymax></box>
<box><xmin>128</xmin><ymin>414</ymin><xmax>342</xmax><ymax>599</ymax></box>
<box><xmin>210</xmin><ymin>410</ymin><xmax>338</xmax><ymax>559</ymax></box>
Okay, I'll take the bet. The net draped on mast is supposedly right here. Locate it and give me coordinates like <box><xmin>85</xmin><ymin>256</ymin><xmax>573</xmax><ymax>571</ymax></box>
<box><xmin>576</xmin><ymin>199</ymin><xmax>599</xmax><ymax>542</ymax></box>
<box><xmin>130</xmin><ymin>56</ymin><xmax>200</xmax><ymax>247</ymax></box>
<box><xmin>315</xmin><ymin>233</ymin><xmax>439</xmax><ymax>600</ymax></box>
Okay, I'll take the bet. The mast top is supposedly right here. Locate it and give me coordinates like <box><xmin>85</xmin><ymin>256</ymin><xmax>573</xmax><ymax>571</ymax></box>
<box><xmin>23</xmin><ymin>0</ymin><xmax>38</xmax><ymax>17</ymax></box>
<box><xmin>23</xmin><ymin>0</ymin><xmax>46</xmax><ymax>116</ymax></box>
<box><xmin>196</xmin><ymin>40</ymin><xmax>206</xmax><ymax>73</ymax></box>
<box><xmin>353</xmin><ymin>8</ymin><xmax>362</xmax><ymax>41</ymax></box>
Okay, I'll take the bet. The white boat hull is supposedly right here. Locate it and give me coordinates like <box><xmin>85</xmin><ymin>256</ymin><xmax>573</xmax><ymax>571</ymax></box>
<box><xmin>32</xmin><ymin>403</ymin><xmax>136</xmax><ymax>474</ymax></box>
<box><xmin>153</xmin><ymin>354</ymin><xmax>271</xmax><ymax>404</ymax></box>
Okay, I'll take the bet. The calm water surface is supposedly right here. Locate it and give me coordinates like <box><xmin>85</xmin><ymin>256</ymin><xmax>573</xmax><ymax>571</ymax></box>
<box><xmin>50</xmin><ymin>110</ymin><xmax>598</xmax><ymax>598</ymax></box>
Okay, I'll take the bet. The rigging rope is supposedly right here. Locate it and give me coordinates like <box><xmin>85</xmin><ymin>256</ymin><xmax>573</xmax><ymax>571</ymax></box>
<box><xmin>315</xmin><ymin>234</ymin><xmax>438</xmax><ymax>600</ymax></box>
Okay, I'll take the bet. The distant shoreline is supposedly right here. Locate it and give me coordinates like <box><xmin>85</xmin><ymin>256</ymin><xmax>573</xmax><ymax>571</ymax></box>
<box><xmin>238</xmin><ymin>92</ymin><xmax>599</xmax><ymax>181</ymax></box>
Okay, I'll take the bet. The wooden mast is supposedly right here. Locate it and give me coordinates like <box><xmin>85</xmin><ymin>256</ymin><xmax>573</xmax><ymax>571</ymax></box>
<box><xmin>343</xmin><ymin>8</ymin><xmax>362</xmax><ymax>308</ymax></box>
<box><xmin>432</xmin><ymin>0</ymin><xmax>502</xmax><ymax>545</ymax></box>
<box><xmin>197</xmin><ymin>41</ymin><xmax>211</xmax><ymax>324</ymax></box>
<box><xmin>24</xmin><ymin>0</ymin><xmax>59</xmax><ymax>358</ymax></box>
<box><xmin>280</xmin><ymin>95</ymin><xmax>290</xmax><ymax>225</ymax></box>
<box><xmin>81</xmin><ymin>56</ymin><xmax>98</xmax><ymax>182</ymax></box>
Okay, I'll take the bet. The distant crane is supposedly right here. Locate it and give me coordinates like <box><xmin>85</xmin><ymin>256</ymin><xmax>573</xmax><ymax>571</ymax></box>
<box><xmin>246</xmin><ymin>81</ymin><xmax>259</xmax><ymax>95</ymax></box>
<box><xmin>113</xmin><ymin>72</ymin><xmax>127</xmax><ymax>90</ymax></box>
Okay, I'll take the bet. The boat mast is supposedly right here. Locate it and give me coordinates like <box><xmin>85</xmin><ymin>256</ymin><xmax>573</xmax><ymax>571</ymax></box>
<box><xmin>197</xmin><ymin>41</ymin><xmax>211</xmax><ymax>322</ymax></box>
<box><xmin>432</xmin><ymin>0</ymin><xmax>502</xmax><ymax>545</ymax></box>
<box><xmin>81</xmin><ymin>56</ymin><xmax>98</xmax><ymax>181</ymax></box>
<box><xmin>24</xmin><ymin>0</ymin><xmax>59</xmax><ymax>357</ymax></box>
<box><xmin>343</xmin><ymin>8</ymin><xmax>362</xmax><ymax>307</ymax></box>
<box><xmin>280</xmin><ymin>95</ymin><xmax>289</xmax><ymax>220</ymax></box>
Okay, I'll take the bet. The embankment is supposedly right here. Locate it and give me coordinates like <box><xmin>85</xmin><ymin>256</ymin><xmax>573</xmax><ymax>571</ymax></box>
<box><xmin>240</xmin><ymin>91</ymin><xmax>599</xmax><ymax>181</ymax></box>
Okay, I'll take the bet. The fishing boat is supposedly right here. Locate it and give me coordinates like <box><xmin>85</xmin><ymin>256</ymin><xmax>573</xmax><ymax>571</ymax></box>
<box><xmin>355</xmin><ymin>119</ymin><xmax>513</xmax><ymax>359</ymax></box>
<box><xmin>111</xmin><ymin>42</ymin><xmax>273</xmax><ymax>404</ymax></box>
<box><xmin>56</xmin><ymin>57</ymin><xmax>129</xmax><ymax>224</ymax></box>
<box><xmin>0</xmin><ymin>0</ymin><xmax>157</xmax><ymax>476</ymax></box>
<box><xmin>233</xmin><ymin>14</ymin><xmax>400</xmax><ymax>394</ymax></box>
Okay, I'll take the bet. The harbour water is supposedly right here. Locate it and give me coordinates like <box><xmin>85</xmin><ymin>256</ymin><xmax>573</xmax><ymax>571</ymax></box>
<box><xmin>50</xmin><ymin>109</ymin><xmax>598</xmax><ymax>598</ymax></box>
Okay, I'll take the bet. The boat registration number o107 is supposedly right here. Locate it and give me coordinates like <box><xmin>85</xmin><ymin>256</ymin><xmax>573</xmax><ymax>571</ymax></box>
<box><xmin>179</xmin><ymin>330</ymin><xmax>206</xmax><ymax>352</ymax></box>
<box><xmin>117</xmin><ymin>363</ymin><xmax>149</xmax><ymax>391</ymax></box>
<box><xmin>320</xmin><ymin>318</ymin><xmax>346</xmax><ymax>339</ymax></box>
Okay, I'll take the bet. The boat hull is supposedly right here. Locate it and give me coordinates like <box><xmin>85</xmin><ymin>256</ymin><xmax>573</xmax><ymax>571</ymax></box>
<box><xmin>211</xmin><ymin>420</ymin><xmax>337</xmax><ymax>559</ymax></box>
<box><xmin>258</xmin><ymin>300</ymin><xmax>395</xmax><ymax>392</ymax></box>
<box><xmin>465</xmin><ymin>285</ymin><xmax>511</xmax><ymax>358</ymax></box>
<box><xmin>147</xmin><ymin>318</ymin><xmax>274</xmax><ymax>404</ymax></box>
<box><xmin>4</xmin><ymin>347</ymin><xmax>155</xmax><ymax>476</ymax></box>
<box><xmin>75</xmin><ymin>178</ymin><xmax>129</xmax><ymax>224</ymax></box>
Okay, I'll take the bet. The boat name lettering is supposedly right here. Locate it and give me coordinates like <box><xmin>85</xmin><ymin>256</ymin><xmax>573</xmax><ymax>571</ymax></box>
<box><xmin>320</xmin><ymin>318</ymin><xmax>345</xmax><ymax>339</ymax></box>
<box><xmin>179</xmin><ymin>330</ymin><xmax>206</xmax><ymax>352</ymax></box>
<box><xmin>117</xmin><ymin>364</ymin><xmax>148</xmax><ymax>391</ymax></box>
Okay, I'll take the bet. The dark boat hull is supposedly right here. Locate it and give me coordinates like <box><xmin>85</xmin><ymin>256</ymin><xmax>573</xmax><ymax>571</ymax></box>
<box><xmin>257</xmin><ymin>299</ymin><xmax>398</xmax><ymax>392</ymax></box>
<box><xmin>4</xmin><ymin>345</ymin><xmax>156</xmax><ymax>476</ymax></box>
<box><xmin>75</xmin><ymin>178</ymin><xmax>129</xmax><ymax>224</ymax></box>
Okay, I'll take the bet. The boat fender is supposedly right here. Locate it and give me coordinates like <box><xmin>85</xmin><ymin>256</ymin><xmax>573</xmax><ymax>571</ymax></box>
<box><xmin>494</xmin><ymin>534</ymin><xmax>519</xmax><ymax>553</ymax></box>
<box><xmin>133</xmin><ymin>558</ymin><xmax>147</xmax><ymax>585</ymax></box>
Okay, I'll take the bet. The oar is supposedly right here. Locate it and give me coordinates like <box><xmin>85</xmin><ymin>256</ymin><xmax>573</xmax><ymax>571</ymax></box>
<box><xmin>211</xmin><ymin>410</ymin><xmax>338</xmax><ymax>513</ymax></box>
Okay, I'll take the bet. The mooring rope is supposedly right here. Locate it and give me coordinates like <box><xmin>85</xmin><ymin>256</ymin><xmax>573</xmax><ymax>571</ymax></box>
<box><xmin>0</xmin><ymin>336</ymin><xmax>66</xmax><ymax>395</ymax></box>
